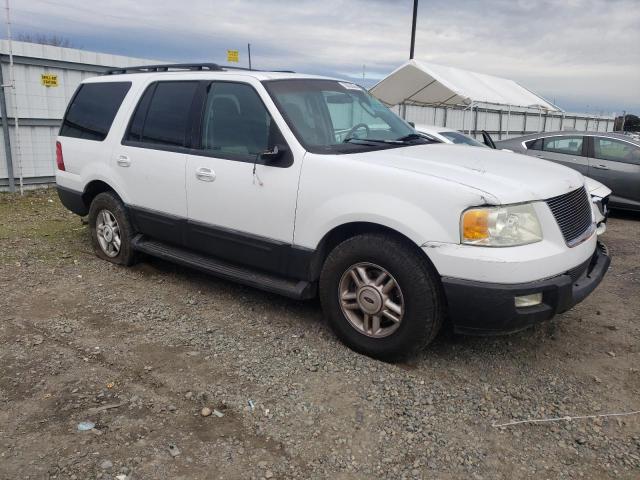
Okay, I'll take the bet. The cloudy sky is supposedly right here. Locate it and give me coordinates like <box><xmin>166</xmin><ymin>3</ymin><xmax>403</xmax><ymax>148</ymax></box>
<box><xmin>12</xmin><ymin>0</ymin><xmax>640</xmax><ymax>114</ymax></box>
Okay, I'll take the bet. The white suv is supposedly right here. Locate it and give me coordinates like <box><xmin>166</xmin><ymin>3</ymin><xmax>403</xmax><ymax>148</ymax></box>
<box><xmin>55</xmin><ymin>64</ymin><xmax>610</xmax><ymax>361</ymax></box>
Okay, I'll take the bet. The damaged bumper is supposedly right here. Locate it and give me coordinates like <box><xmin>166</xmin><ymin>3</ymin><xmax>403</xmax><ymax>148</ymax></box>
<box><xmin>441</xmin><ymin>242</ymin><xmax>610</xmax><ymax>335</ymax></box>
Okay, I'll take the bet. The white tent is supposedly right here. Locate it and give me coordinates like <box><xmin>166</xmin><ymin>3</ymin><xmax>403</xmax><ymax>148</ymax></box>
<box><xmin>370</xmin><ymin>60</ymin><xmax>560</xmax><ymax>112</ymax></box>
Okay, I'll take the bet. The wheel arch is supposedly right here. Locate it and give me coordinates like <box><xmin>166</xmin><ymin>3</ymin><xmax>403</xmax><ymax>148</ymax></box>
<box><xmin>308</xmin><ymin>221</ymin><xmax>439</xmax><ymax>281</ymax></box>
<box><xmin>82</xmin><ymin>180</ymin><xmax>125</xmax><ymax>210</ymax></box>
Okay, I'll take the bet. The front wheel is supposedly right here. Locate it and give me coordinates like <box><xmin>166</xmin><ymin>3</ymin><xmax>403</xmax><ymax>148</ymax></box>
<box><xmin>319</xmin><ymin>233</ymin><xmax>444</xmax><ymax>361</ymax></box>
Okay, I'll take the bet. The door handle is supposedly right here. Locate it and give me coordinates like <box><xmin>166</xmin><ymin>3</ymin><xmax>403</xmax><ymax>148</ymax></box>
<box><xmin>195</xmin><ymin>167</ymin><xmax>216</xmax><ymax>182</ymax></box>
<box><xmin>592</xmin><ymin>164</ymin><xmax>609</xmax><ymax>170</ymax></box>
<box><xmin>117</xmin><ymin>155</ymin><xmax>131</xmax><ymax>167</ymax></box>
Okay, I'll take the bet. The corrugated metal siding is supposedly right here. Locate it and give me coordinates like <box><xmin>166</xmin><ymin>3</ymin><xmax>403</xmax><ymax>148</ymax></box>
<box><xmin>0</xmin><ymin>41</ymin><xmax>162</xmax><ymax>188</ymax></box>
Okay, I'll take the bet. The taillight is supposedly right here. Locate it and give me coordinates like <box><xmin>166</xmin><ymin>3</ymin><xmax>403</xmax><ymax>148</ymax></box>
<box><xmin>56</xmin><ymin>141</ymin><xmax>65</xmax><ymax>171</ymax></box>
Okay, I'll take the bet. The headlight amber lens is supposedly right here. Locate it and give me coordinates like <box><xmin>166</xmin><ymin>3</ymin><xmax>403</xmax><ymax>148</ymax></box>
<box><xmin>461</xmin><ymin>204</ymin><xmax>543</xmax><ymax>246</ymax></box>
<box><xmin>462</xmin><ymin>209</ymin><xmax>489</xmax><ymax>241</ymax></box>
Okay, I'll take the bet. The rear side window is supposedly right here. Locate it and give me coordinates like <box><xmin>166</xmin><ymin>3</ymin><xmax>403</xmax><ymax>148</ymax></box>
<box><xmin>525</xmin><ymin>138</ymin><xmax>543</xmax><ymax>151</ymax></box>
<box><xmin>60</xmin><ymin>82</ymin><xmax>131</xmax><ymax>141</ymax></box>
<box><xmin>126</xmin><ymin>81</ymin><xmax>198</xmax><ymax>148</ymax></box>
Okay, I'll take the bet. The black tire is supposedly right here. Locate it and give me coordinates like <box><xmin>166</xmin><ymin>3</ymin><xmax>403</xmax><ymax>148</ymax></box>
<box><xmin>319</xmin><ymin>233</ymin><xmax>444</xmax><ymax>362</ymax></box>
<box><xmin>88</xmin><ymin>191</ymin><xmax>136</xmax><ymax>266</ymax></box>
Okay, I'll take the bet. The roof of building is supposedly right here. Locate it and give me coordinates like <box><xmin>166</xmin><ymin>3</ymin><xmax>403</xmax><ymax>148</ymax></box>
<box><xmin>370</xmin><ymin>60</ymin><xmax>561</xmax><ymax>112</ymax></box>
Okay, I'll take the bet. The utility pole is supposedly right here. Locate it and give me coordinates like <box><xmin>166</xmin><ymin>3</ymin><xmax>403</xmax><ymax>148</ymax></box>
<box><xmin>4</xmin><ymin>0</ymin><xmax>22</xmax><ymax>194</ymax></box>
<box><xmin>409</xmin><ymin>0</ymin><xmax>418</xmax><ymax>59</ymax></box>
<box><xmin>247</xmin><ymin>43</ymin><xmax>252</xmax><ymax>70</ymax></box>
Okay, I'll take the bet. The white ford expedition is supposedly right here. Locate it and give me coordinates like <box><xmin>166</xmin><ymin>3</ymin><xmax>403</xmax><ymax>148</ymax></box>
<box><xmin>55</xmin><ymin>63</ymin><xmax>610</xmax><ymax>361</ymax></box>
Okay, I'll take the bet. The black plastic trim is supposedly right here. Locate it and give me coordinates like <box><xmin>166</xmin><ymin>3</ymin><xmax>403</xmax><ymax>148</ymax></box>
<box><xmin>56</xmin><ymin>186</ymin><xmax>88</xmax><ymax>216</ymax></box>
<box><xmin>443</xmin><ymin>242</ymin><xmax>610</xmax><ymax>335</ymax></box>
<box><xmin>127</xmin><ymin>205</ymin><xmax>315</xmax><ymax>281</ymax></box>
<box><xmin>131</xmin><ymin>235</ymin><xmax>315</xmax><ymax>300</ymax></box>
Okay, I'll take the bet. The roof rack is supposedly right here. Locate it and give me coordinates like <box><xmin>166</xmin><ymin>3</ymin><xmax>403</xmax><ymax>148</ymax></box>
<box><xmin>104</xmin><ymin>63</ymin><xmax>224</xmax><ymax>75</ymax></box>
<box><xmin>104</xmin><ymin>63</ymin><xmax>295</xmax><ymax>75</ymax></box>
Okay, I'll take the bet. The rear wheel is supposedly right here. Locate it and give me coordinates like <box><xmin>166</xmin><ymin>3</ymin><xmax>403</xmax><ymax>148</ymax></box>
<box><xmin>319</xmin><ymin>233</ymin><xmax>444</xmax><ymax>361</ymax></box>
<box><xmin>88</xmin><ymin>192</ymin><xmax>136</xmax><ymax>266</ymax></box>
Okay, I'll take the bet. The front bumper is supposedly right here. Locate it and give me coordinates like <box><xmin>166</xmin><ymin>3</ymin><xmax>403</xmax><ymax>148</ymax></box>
<box><xmin>442</xmin><ymin>242</ymin><xmax>610</xmax><ymax>335</ymax></box>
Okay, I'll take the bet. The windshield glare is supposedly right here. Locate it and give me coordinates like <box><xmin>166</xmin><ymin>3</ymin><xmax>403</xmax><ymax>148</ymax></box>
<box><xmin>439</xmin><ymin>131</ymin><xmax>488</xmax><ymax>148</ymax></box>
<box><xmin>264</xmin><ymin>79</ymin><xmax>419</xmax><ymax>153</ymax></box>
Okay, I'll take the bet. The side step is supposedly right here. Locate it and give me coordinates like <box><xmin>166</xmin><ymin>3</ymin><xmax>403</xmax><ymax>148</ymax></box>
<box><xmin>131</xmin><ymin>235</ymin><xmax>315</xmax><ymax>300</ymax></box>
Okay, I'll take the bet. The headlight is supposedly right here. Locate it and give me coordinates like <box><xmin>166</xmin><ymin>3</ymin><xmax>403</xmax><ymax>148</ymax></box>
<box><xmin>461</xmin><ymin>203</ymin><xmax>543</xmax><ymax>246</ymax></box>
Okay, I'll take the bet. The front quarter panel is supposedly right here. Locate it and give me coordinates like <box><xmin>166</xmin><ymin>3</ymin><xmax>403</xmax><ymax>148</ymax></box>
<box><xmin>293</xmin><ymin>152</ymin><xmax>494</xmax><ymax>250</ymax></box>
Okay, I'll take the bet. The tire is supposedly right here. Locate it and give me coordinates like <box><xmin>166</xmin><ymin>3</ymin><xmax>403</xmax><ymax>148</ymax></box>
<box><xmin>88</xmin><ymin>191</ymin><xmax>136</xmax><ymax>266</ymax></box>
<box><xmin>319</xmin><ymin>233</ymin><xmax>444</xmax><ymax>362</ymax></box>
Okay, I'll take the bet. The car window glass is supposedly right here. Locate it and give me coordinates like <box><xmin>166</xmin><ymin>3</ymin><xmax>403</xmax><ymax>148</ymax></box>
<box><xmin>265</xmin><ymin>79</ymin><xmax>415</xmax><ymax>153</ymax></box>
<box><xmin>126</xmin><ymin>84</ymin><xmax>155</xmax><ymax>142</ymax></box>
<box><xmin>60</xmin><ymin>82</ymin><xmax>131</xmax><ymax>141</ymax></box>
<box><xmin>525</xmin><ymin>138</ymin><xmax>543</xmax><ymax>151</ymax></box>
<box><xmin>594</xmin><ymin>137</ymin><xmax>640</xmax><ymax>164</ymax></box>
<box><xmin>201</xmin><ymin>82</ymin><xmax>274</xmax><ymax>158</ymax></box>
<box><xmin>137</xmin><ymin>81</ymin><xmax>198</xmax><ymax>147</ymax></box>
<box><xmin>439</xmin><ymin>131</ymin><xmax>487</xmax><ymax>147</ymax></box>
<box><xmin>543</xmin><ymin>136</ymin><xmax>583</xmax><ymax>155</ymax></box>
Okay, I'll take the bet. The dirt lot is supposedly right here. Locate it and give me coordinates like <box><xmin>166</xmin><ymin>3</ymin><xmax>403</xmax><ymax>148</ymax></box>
<box><xmin>1</xmin><ymin>188</ymin><xmax>639</xmax><ymax>480</ymax></box>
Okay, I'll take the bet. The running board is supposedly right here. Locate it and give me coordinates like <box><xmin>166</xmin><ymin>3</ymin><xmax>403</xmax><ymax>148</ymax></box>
<box><xmin>131</xmin><ymin>235</ymin><xmax>315</xmax><ymax>300</ymax></box>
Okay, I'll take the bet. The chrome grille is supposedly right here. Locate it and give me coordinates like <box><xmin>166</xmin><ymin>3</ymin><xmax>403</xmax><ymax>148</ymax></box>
<box><xmin>546</xmin><ymin>186</ymin><xmax>593</xmax><ymax>246</ymax></box>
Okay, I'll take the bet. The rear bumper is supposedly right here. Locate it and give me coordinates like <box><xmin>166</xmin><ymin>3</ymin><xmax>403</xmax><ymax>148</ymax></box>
<box><xmin>57</xmin><ymin>185</ymin><xmax>88</xmax><ymax>216</ymax></box>
<box><xmin>442</xmin><ymin>242</ymin><xmax>610</xmax><ymax>335</ymax></box>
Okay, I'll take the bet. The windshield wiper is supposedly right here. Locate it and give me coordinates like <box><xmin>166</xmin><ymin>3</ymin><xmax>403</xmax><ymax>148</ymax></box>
<box><xmin>343</xmin><ymin>137</ymin><xmax>403</xmax><ymax>145</ymax></box>
<box><xmin>395</xmin><ymin>133</ymin><xmax>430</xmax><ymax>143</ymax></box>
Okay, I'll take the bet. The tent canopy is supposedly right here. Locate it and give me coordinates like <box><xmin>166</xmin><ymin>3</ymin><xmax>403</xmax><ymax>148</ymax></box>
<box><xmin>370</xmin><ymin>60</ymin><xmax>560</xmax><ymax>112</ymax></box>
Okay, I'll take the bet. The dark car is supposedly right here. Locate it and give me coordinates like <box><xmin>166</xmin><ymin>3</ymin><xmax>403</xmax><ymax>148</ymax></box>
<box><xmin>496</xmin><ymin>132</ymin><xmax>640</xmax><ymax>211</ymax></box>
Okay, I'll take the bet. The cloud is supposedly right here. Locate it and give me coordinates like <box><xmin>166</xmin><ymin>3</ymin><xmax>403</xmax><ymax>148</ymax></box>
<box><xmin>12</xmin><ymin>0</ymin><xmax>640</xmax><ymax>114</ymax></box>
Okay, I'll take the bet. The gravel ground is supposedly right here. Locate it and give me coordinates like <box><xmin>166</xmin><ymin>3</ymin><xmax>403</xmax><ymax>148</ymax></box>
<box><xmin>1</xmin><ymin>188</ymin><xmax>639</xmax><ymax>480</ymax></box>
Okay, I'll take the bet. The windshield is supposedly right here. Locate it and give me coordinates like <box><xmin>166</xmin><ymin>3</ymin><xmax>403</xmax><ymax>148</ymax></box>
<box><xmin>439</xmin><ymin>131</ymin><xmax>488</xmax><ymax>148</ymax></box>
<box><xmin>263</xmin><ymin>79</ymin><xmax>429</xmax><ymax>154</ymax></box>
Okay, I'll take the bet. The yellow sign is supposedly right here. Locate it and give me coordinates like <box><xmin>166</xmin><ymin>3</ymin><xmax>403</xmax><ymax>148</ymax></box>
<box><xmin>41</xmin><ymin>73</ymin><xmax>58</xmax><ymax>87</ymax></box>
<box><xmin>227</xmin><ymin>49</ymin><xmax>239</xmax><ymax>63</ymax></box>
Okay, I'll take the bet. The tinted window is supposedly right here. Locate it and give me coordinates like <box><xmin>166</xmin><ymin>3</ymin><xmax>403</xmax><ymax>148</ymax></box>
<box><xmin>525</xmin><ymin>138</ymin><xmax>543</xmax><ymax>151</ymax></box>
<box><xmin>201</xmin><ymin>82</ymin><xmax>274</xmax><ymax>158</ymax></box>
<box><xmin>543</xmin><ymin>136</ymin><xmax>584</xmax><ymax>155</ymax></box>
<box><xmin>594</xmin><ymin>137</ymin><xmax>640</xmax><ymax>164</ymax></box>
<box><xmin>133</xmin><ymin>81</ymin><xmax>198</xmax><ymax>147</ymax></box>
<box><xmin>127</xmin><ymin>85</ymin><xmax>155</xmax><ymax>142</ymax></box>
<box><xmin>60</xmin><ymin>82</ymin><xmax>131</xmax><ymax>141</ymax></box>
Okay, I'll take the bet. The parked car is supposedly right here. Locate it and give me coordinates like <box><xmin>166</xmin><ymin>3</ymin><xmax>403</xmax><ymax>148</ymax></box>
<box><xmin>496</xmin><ymin>132</ymin><xmax>640</xmax><ymax>211</ymax></box>
<box><xmin>416</xmin><ymin>124</ymin><xmax>611</xmax><ymax>234</ymax></box>
<box><xmin>55</xmin><ymin>64</ymin><xmax>610</xmax><ymax>361</ymax></box>
<box><xmin>415</xmin><ymin>123</ymin><xmax>489</xmax><ymax>148</ymax></box>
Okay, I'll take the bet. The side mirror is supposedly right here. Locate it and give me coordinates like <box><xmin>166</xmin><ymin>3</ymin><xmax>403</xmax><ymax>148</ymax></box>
<box><xmin>408</xmin><ymin>121</ymin><xmax>415</xmax><ymax>128</ymax></box>
<box><xmin>259</xmin><ymin>144</ymin><xmax>287</xmax><ymax>163</ymax></box>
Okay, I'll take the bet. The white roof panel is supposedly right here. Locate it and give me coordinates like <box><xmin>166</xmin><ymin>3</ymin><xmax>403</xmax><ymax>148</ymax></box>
<box><xmin>370</xmin><ymin>60</ymin><xmax>560</xmax><ymax>111</ymax></box>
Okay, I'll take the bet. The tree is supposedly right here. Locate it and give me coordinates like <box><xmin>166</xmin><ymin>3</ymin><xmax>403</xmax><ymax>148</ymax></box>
<box><xmin>614</xmin><ymin>114</ymin><xmax>640</xmax><ymax>132</ymax></box>
<box><xmin>16</xmin><ymin>32</ymin><xmax>74</xmax><ymax>48</ymax></box>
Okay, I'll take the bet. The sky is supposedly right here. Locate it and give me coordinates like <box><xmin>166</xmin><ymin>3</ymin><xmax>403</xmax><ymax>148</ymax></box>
<box><xmin>10</xmin><ymin>0</ymin><xmax>640</xmax><ymax>115</ymax></box>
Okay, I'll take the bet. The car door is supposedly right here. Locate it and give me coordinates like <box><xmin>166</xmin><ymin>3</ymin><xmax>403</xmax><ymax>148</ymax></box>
<box><xmin>588</xmin><ymin>136</ymin><xmax>640</xmax><ymax>208</ymax></box>
<box><xmin>527</xmin><ymin>135</ymin><xmax>589</xmax><ymax>175</ymax></box>
<box><xmin>185</xmin><ymin>80</ymin><xmax>303</xmax><ymax>276</ymax></box>
<box><xmin>114</xmin><ymin>80</ymin><xmax>200</xmax><ymax>245</ymax></box>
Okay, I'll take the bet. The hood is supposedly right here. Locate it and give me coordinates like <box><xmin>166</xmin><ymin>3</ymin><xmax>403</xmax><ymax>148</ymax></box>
<box><xmin>351</xmin><ymin>143</ymin><xmax>585</xmax><ymax>204</ymax></box>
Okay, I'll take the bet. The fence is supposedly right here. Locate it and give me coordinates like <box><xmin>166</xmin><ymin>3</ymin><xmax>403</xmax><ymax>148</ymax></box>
<box><xmin>391</xmin><ymin>102</ymin><xmax>614</xmax><ymax>140</ymax></box>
